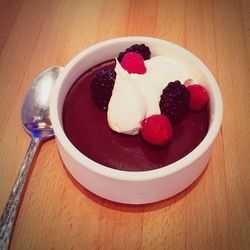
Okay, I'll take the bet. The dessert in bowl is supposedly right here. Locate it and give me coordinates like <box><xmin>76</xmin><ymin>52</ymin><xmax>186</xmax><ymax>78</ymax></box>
<box><xmin>50</xmin><ymin>36</ymin><xmax>223</xmax><ymax>204</ymax></box>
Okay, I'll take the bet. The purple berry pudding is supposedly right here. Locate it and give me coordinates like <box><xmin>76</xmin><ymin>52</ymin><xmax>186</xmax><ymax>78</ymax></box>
<box><xmin>62</xmin><ymin>44</ymin><xmax>209</xmax><ymax>171</ymax></box>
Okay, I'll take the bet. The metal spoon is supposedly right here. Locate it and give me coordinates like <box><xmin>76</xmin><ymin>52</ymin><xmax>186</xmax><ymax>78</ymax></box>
<box><xmin>0</xmin><ymin>66</ymin><xmax>63</xmax><ymax>250</ymax></box>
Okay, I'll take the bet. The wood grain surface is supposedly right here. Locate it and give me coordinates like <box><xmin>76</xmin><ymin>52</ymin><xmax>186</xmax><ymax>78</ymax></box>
<box><xmin>0</xmin><ymin>0</ymin><xmax>249</xmax><ymax>249</ymax></box>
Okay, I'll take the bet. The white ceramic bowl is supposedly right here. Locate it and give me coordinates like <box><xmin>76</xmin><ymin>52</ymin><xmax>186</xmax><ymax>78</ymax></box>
<box><xmin>50</xmin><ymin>36</ymin><xmax>223</xmax><ymax>204</ymax></box>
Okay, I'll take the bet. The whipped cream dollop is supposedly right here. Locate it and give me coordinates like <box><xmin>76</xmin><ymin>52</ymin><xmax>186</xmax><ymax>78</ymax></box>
<box><xmin>107</xmin><ymin>56</ymin><xmax>191</xmax><ymax>135</ymax></box>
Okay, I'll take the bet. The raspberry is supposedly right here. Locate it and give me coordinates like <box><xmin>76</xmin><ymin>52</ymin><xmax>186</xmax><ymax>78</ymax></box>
<box><xmin>121</xmin><ymin>52</ymin><xmax>146</xmax><ymax>74</ymax></box>
<box><xmin>159</xmin><ymin>81</ymin><xmax>190</xmax><ymax>124</ymax></box>
<box><xmin>118</xmin><ymin>44</ymin><xmax>151</xmax><ymax>62</ymax></box>
<box><xmin>141</xmin><ymin>115</ymin><xmax>173</xmax><ymax>145</ymax></box>
<box><xmin>90</xmin><ymin>69</ymin><xmax>116</xmax><ymax>110</ymax></box>
<box><xmin>187</xmin><ymin>84</ymin><xmax>209</xmax><ymax>111</ymax></box>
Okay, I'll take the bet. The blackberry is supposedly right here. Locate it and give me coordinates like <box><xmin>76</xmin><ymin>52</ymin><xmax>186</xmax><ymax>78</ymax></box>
<box><xmin>159</xmin><ymin>81</ymin><xmax>190</xmax><ymax>124</ymax></box>
<box><xmin>90</xmin><ymin>69</ymin><xmax>116</xmax><ymax>110</ymax></box>
<box><xmin>117</xmin><ymin>44</ymin><xmax>151</xmax><ymax>62</ymax></box>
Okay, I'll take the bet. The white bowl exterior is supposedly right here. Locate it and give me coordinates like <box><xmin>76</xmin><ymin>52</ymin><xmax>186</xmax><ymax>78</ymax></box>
<box><xmin>57</xmin><ymin>138</ymin><xmax>214</xmax><ymax>204</ymax></box>
<box><xmin>50</xmin><ymin>37</ymin><xmax>223</xmax><ymax>204</ymax></box>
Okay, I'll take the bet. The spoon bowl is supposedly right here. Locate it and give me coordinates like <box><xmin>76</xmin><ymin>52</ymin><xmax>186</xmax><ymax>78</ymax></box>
<box><xmin>22</xmin><ymin>67</ymin><xmax>62</xmax><ymax>140</ymax></box>
<box><xmin>0</xmin><ymin>66</ymin><xmax>63</xmax><ymax>250</ymax></box>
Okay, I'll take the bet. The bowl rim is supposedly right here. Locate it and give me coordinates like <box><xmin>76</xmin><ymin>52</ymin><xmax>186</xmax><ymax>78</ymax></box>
<box><xmin>50</xmin><ymin>36</ymin><xmax>223</xmax><ymax>181</ymax></box>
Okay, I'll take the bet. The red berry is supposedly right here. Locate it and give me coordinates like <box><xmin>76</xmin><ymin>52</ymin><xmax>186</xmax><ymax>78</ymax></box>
<box><xmin>120</xmin><ymin>52</ymin><xmax>146</xmax><ymax>74</ymax></box>
<box><xmin>187</xmin><ymin>84</ymin><xmax>209</xmax><ymax>111</ymax></box>
<box><xmin>141</xmin><ymin>115</ymin><xmax>173</xmax><ymax>145</ymax></box>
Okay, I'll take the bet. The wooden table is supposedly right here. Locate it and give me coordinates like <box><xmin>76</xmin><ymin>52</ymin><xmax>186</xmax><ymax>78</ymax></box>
<box><xmin>0</xmin><ymin>0</ymin><xmax>249</xmax><ymax>249</ymax></box>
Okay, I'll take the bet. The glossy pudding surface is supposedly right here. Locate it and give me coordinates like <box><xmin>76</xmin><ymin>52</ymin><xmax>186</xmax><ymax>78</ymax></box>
<box><xmin>63</xmin><ymin>60</ymin><xmax>209</xmax><ymax>171</ymax></box>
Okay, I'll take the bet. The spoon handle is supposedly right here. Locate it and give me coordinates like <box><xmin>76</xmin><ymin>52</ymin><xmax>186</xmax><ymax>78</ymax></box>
<box><xmin>0</xmin><ymin>137</ymin><xmax>41</xmax><ymax>250</ymax></box>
